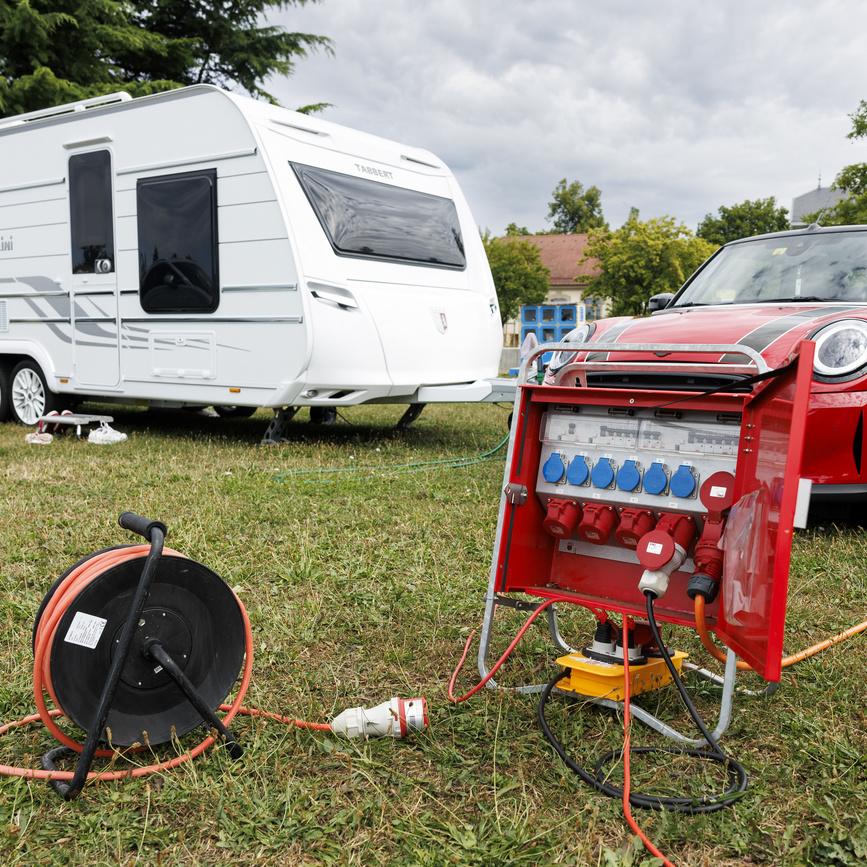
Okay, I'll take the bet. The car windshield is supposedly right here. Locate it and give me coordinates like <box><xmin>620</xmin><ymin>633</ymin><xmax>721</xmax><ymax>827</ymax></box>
<box><xmin>674</xmin><ymin>231</ymin><xmax>867</xmax><ymax>307</ymax></box>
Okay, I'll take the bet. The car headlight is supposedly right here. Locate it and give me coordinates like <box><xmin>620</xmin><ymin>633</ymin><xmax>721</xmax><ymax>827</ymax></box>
<box><xmin>548</xmin><ymin>324</ymin><xmax>595</xmax><ymax>373</ymax></box>
<box><xmin>813</xmin><ymin>319</ymin><xmax>867</xmax><ymax>377</ymax></box>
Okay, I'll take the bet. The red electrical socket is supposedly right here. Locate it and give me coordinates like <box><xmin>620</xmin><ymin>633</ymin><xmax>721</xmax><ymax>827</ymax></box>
<box><xmin>654</xmin><ymin>512</ymin><xmax>697</xmax><ymax>551</ymax></box>
<box><xmin>615</xmin><ymin>508</ymin><xmax>656</xmax><ymax>548</ymax></box>
<box><xmin>689</xmin><ymin>471</ymin><xmax>734</xmax><ymax>582</ymax></box>
<box><xmin>543</xmin><ymin>498</ymin><xmax>582</xmax><ymax>538</ymax></box>
<box><xmin>576</xmin><ymin>503</ymin><xmax>618</xmax><ymax>545</ymax></box>
<box><xmin>694</xmin><ymin>516</ymin><xmax>725</xmax><ymax>580</ymax></box>
<box><xmin>699</xmin><ymin>471</ymin><xmax>736</xmax><ymax>514</ymax></box>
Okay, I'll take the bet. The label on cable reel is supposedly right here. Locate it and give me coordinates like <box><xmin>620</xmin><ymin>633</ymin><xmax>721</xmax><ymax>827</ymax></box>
<box><xmin>63</xmin><ymin>611</ymin><xmax>108</xmax><ymax>650</ymax></box>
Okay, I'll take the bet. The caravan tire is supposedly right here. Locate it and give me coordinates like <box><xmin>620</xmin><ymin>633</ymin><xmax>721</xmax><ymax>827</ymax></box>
<box><xmin>0</xmin><ymin>364</ymin><xmax>10</xmax><ymax>422</ymax></box>
<box><xmin>10</xmin><ymin>360</ymin><xmax>59</xmax><ymax>426</ymax></box>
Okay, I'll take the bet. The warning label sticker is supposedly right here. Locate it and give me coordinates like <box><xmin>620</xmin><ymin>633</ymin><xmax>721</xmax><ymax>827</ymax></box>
<box><xmin>64</xmin><ymin>611</ymin><xmax>108</xmax><ymax>650</ymax></box>
<box><xmin>646</xmin><ymin>542</ymin><xmax>663</xmax><ymax>555</ymax></box>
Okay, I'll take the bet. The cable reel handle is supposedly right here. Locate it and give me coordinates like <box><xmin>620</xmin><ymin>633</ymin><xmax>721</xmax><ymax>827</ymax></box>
<box><xmin>118</xmin><ymin>512</ymin><xmax>168</xmax><ymax>542</ymax></box>
<box><xmin>47</xmin><ymin>517</ymin><xmax>169</xmax><ymax>800</ymax></box>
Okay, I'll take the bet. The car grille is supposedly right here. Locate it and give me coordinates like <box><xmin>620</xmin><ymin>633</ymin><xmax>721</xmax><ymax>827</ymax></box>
<box><xmin>585</xmin><ymin>372</ymin><xmax>753</xmax><ymax>392</ymax></box>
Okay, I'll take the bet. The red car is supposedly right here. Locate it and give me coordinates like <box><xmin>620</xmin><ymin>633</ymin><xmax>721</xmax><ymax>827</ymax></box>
<box><xmin>546</xmin><ymin>226</ymin><xmax>867</xmax><ymax>500</ymax></box>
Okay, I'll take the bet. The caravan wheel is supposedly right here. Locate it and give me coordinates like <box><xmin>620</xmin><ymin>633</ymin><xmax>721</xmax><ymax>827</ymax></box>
<box><xmin>10</xmin><ymin>360</ymin><xmax>59</xmax><ymax>425</ymax></box>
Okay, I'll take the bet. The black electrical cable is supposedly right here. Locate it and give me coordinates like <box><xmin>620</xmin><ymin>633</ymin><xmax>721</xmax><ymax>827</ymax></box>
<box><xmin>538</xmin><ymin>592</ymin><xmax>748</xmax><ymax>813</ymax></box>
<box><xmin>649</xmin><ymin>359</ymin><xmax>794</xmax><ymax>411</ymax></box>
<box><xmin>642</xmin><ymin>591</ymin><xmax>726</xmax><ymax>753</ymax></box>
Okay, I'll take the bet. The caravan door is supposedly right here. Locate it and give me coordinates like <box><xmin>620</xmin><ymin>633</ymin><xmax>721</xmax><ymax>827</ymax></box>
<box><xmin>68</xmin><ymin>149</ymin><xmax>120</xmax><ymax>387</ymax></box>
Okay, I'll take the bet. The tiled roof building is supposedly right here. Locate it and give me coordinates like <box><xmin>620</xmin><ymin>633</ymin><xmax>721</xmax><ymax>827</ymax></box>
<box><xmin>518</xmin><ymin>233</ymin><xmax>601</xmax><ymax>295</ymax></box>
<box><xmin>502</xmin><ymin>233</ymin><xmax>607</xmax><ymax>347</ymax></box>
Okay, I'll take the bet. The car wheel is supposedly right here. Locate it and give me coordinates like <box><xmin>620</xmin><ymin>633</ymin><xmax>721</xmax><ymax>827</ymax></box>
<box><xmin>213</xmin><ymin>405</ymin><xmax>257</xmax><ymax>419</ymax></box>
<box><xmin>10</xmin><ymin>360</ymin><xmax>59</xmax><ymax>425</ymax></box>
<box><xmin>0</xmin><ymin>363</ymin><xmax>10</xmax><ymax>422</ymax></box>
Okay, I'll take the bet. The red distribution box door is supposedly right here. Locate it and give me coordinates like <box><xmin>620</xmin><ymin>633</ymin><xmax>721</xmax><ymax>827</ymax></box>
<box><xmin>714</xmin><ymin>341</ymin><xmax>814</xmax><ymax>680</ymax></box>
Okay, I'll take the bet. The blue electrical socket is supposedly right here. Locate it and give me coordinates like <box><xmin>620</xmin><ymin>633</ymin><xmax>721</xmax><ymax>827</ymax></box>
<box><xmin>670</xmin><ymin>464</ymin><xmax>697</xmax><ymax>498</ymax></box>
<box><xmin>567</xmin><ymin>455</ymin><xmax>590</xmax><ymax>486</ymax></box>
<box><xmin>643</xmin><ymin>461</ymin><xmax>668</xmax><ymax>495</ymax></box>
<box><xmin>616</xmin><ymin>459</ymin><xmax>641</xmax><ymax>492</ymax></box>
<box><xmin>542</xmin><ymin>452</ymin><xmax>566</xmax><ymax>483</ymax></box>
<box><xmin>591</xmin><ymin>457</ymin><xmax>616</xmax><ymax>489</ymax></box>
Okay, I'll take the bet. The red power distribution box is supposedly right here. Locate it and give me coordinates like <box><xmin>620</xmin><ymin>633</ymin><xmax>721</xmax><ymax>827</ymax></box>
<box><xmin>492</xmin><ymin>341</ymin><xmax>815</xmax><ymax>681</ymax></box>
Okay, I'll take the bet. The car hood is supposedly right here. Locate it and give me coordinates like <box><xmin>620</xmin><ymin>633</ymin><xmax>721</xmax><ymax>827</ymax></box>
<box><xmin>589</xmin><ymin>303</ymin><xmax>867</xmax><ymax>369</ymax></box>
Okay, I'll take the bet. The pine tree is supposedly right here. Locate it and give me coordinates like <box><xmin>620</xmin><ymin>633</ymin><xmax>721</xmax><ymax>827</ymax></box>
<box><xmin>0</xmin><ymin>1</ymin><xmax>331</xmax><ymax>117</ymax></box>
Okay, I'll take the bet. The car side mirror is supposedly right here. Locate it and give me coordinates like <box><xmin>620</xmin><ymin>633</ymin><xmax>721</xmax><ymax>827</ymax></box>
<box><xmin>647</xmin><ymin>292</ymin><xmax>674</xmax><ymax>312</ymax></box>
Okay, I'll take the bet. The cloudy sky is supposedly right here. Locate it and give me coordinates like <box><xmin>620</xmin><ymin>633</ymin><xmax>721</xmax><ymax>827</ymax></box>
<box><xmin>268</xmin><ymin>1</ymin><xmax>867</xmax><ymax>234</ymax></box>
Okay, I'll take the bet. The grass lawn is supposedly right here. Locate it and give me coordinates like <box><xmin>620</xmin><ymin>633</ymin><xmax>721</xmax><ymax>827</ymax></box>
<box><xmin>0</xmin><ymin>402</ymin><xmax>864</xmax><ymax>866</ymax></box>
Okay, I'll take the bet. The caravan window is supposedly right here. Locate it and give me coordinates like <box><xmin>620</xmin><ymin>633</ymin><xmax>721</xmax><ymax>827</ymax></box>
<box><xmin>291</xmin><ymin>163</ymin><xmax>466</xmax><ymax>269</ymax></box>
<box><xmin>69</xmin><ymin>150</ymin><xmax>114</xmax><ymax>274</ymax></box>
<box><xmin>137</xmin><ymin>169</ymin><xmax>219</xmax><ymax>313</ymax></box>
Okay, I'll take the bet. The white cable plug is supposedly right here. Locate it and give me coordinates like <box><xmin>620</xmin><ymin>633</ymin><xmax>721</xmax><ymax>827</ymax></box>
<box><xmin>637</xmin><ymin>544</ymin><xmax>686</xmax><ymax>599</ymax></box>
<box><xmin>330</xmin><ymin>696</ymin><xmax>428</xmax><ymax>739</ymax></box>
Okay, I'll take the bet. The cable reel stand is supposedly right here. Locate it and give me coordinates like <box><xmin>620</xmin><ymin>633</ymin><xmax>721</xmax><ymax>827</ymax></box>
<box><xmin>32</xmin><ymin>512</ymin><xmax>249</xmax><ymax>800</ymax></box>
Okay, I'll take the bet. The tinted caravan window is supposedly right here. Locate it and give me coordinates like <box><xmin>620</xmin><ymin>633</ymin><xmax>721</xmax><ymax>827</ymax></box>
<box><xmin>137</xmin><ymin>169</ymin><xmax>218</xmax><ymax>313</ymax></box>
<box><xmin>292</xmin><ymin>163</ymin><xmax>466</xmax><ymax>269</ymax></box>
<box><xmin>69</xmin><ymin>150</ymin><xmax>114</xmax><ymax>274</ymax></box>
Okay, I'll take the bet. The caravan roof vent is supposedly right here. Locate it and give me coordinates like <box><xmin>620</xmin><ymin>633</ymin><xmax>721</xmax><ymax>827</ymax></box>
<box><xmin>400</xmin><ymin>153</ymin><xmax>441</xmax><ymax>169</ymax></box>
<box><xmin>271</xmin><ymin>118</ymin><xmax>330</xmax><ymax>138</ymax></box>
<box><xmin>0</xmin><ymin>92</ymin><xmax>132</xmax><ymax>130</ymax></box>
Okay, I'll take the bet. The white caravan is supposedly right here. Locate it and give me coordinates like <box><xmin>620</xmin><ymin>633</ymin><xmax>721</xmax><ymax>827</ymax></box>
<box><xmin>0</xmin><ymin>85</ymin><xmax>505</xmax><ymax>429</ymax></box>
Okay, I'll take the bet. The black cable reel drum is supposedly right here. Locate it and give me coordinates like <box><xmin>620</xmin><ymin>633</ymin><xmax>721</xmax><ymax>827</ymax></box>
<box><xmin>32</xmin><ymin>512</ymin><xmax>248</xmax><ymax>799</ymax></box>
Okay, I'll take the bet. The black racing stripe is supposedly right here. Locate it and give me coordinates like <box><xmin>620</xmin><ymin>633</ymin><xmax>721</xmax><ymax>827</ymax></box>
<box><xmin>586</xmin><ymin>319</ymin><xmax>635</xmax><ymax>361</ymax></box>
<box><xmin>720</xmin><ymin>305</ymin><xmax>864</xmax><ymax>362</ymax></box>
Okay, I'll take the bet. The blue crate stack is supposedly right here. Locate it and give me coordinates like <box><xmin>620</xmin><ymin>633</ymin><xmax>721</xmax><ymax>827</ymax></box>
<box><xmin>558</xmin><ymin>304</ymin><xmax>578</xmax><ymax>325</ymax></box>
<box><xmin>515</xmin><ymin>303</ymin><xmax>585</xmax><ymax>374</ymax></box>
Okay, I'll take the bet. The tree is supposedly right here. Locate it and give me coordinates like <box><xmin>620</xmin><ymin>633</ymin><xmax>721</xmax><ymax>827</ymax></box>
<box><xmin>482</xmin><ymin>232</ymin><xmax>550</xmax><ymax>323</ymax></box>
<box><xmin>0</xmin><ymin>1</ymin><xmax>331</xmax><ymax>118</ymax></box>
<box><xmin>803</xmin><ymin>100</ymin><xmax>867</xmax><ymax>225</ymax></box>
<box><xmin>546</xmin><ymin>178</ymin><xmax>607</xmax><ymax>233</ymax></box>
<box><xmin>811</xmin><ymin>190</ymin><xmax>867</xmax><ymax>226</ymax></box>
<box><xmin>504</xmin><ymin>222</ymin><xmax>531</xmax><ymax>236</ymax></box>
<box><xmin>582</xmin><ymin>216</ymin><xmax>718</xmax><ymax>317</ymax></box>
<box><xmin>697</xmin><ymin>197</ymin><xmax>790</xmax><ymax>245</ymax></box>
<box><xmin>126</xmin><ymin>1</ymin><xmax>332</xmax><ymax>104</ymax></box>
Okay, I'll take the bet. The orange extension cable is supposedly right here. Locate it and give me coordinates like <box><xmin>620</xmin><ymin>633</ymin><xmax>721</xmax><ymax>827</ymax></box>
<box><xmin>693</xmin><ymin>595</ymin><xmax>867</xmax><ymax>673</ymax></box>
<box><xmin>0</xmin><ymin>546</ymin><xmax>328</xmax><ymax>784</ymax></box>
<box><xmin>450</xmin><ymin>597</ymin><xmax>864</xmax><ymax>867</ymax></box>
<box><xmin>448</xmin><ymin>605</ymin><xmax>676</xmax><ymax>864</ymax></box>
<box><xmin>448</xmin><ymin>596</ymin><xmax>564</xmax><ymax>703</ymax></box>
